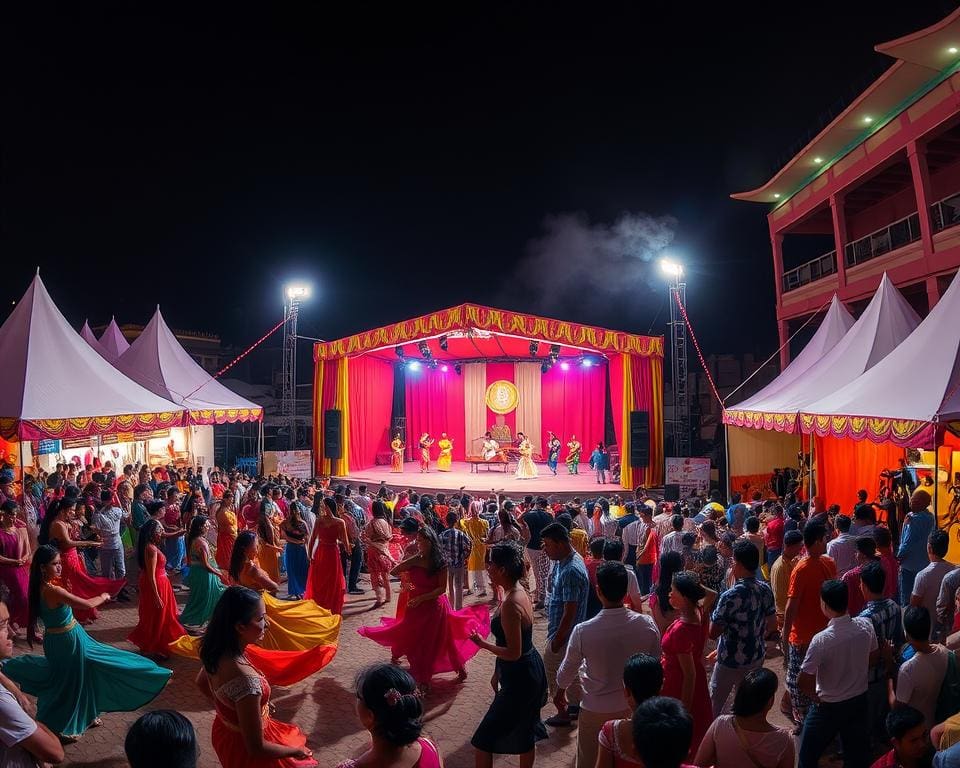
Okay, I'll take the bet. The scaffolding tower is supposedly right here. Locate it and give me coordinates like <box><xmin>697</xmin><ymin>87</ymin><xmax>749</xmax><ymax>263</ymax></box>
<box><xmin>667</xmin><ymin>277</ymin><xmax>691</xmax><ymax>457</ymax></box>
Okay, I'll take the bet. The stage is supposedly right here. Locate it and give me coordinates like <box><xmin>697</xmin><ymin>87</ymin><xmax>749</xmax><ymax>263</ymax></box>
<box><xmin>332</xmin><ymin>460</ymin><xmax>624</xmax><ymax>500</ymax></box>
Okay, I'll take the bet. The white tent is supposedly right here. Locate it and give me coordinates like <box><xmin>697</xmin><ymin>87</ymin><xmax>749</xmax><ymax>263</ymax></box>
<box><xmin>98</xmin><ymin>317</ymin><xmax>130</xmax><ymax>362</ymax></box>
<box><xmin>115</xmin><ymin>308</ymin><xmax>262</xmax><ymax>425</ymax></box>
<box><xmin>79</xmin><ymin>320</ymin><xmax>109</xmax><ymax>359</ymax></box>
<box><xmin>0</xmin><ymin>276</ymin><xmax>185</xmax><ymax>441</ymax></box>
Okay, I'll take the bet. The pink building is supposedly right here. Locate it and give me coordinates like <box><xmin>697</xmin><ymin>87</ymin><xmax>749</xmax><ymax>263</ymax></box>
<box><xmin>734</xmin><ymin>10</ymin><xmax>960</xmax><ymax>369</ymax></box>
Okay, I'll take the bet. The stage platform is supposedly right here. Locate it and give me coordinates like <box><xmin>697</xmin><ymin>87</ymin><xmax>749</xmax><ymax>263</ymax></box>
<box><xmin>332</xmin><ymin>460</ymin><xmax>625</xmax><ymax>500</ymax></box>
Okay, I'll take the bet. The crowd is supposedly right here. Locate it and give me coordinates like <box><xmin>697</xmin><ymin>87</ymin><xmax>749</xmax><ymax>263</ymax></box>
<box><xmin>2</xmin><ymin>460</ymin><xmax>960</xmax><ymax>768</ymax></box>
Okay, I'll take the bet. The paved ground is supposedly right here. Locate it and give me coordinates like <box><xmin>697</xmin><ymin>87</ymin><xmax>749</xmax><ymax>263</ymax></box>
<box><xmin>9</xmin><ymin>569</ymin><xmax>808</xmax><ymax>768</ymax></box>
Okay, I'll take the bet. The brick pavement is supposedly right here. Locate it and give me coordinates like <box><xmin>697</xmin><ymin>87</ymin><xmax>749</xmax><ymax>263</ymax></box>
<box><xmin>9</xmin><ymin>571</ymin><xmax>809</xmax><ymax>768</ymax></box>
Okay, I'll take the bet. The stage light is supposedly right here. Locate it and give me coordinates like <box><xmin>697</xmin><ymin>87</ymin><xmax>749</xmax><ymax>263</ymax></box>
<box><xmin>813</xmin><ymin>157</ymin><xmax>823</xmax><ymax>164</ymax></box>
<box><xmin>540</xmin><ymin>361</ymin><xmax>550</xmax><ymax>374</ymax></box>
<box><xmin>549</xmin><ymin>344</ymin><xmax>560</xmax><ymax>359</ymax></box>
<box><xmin>454</xmin><ymin>363</ymin><xmax>462</xmax><ymax>375</ymax></box>
<box><xmin>581</xmin><ymin>358</ymin><xmax>593</xmax><ymax>368</ymax></box>
<box><xmin>395</xmin><ymin>346</ymin><xmax>405</xmax><ymax>359</ymax></box>
<box><xmin>285</xmin><ymin>282</ymin><xmax>311</xmax><ymax>301</ymax></box>
<box><xmin>950</xmin><ymin>46</ymin><xmax>959</xmax><ymax>54</ymax></box>
<box><xmin>417</xmin><ymin>341</ymin><xmax>431</xmax><ymax>359</ymax></box>
<box><xmin>560</xmin><ymin>361</ymin><xmax>570</xmax><ymax>371</ymax></box>
<box><xmin>429</xmin><ymin>359</ymin><xmax>439</xmax><ymax>370</ymax></box>
<box><xmin>408</xmin><ymin>361</ymin><xmax>421</xmax><ymax>371</ymax></box>
<box><xmin>660</xmin><ymin>259</ymin><xmax>683</xmax><ymax>278</ymax></box>
<box><xmin>773</xmin><ymin>193</ymin><xmax>781</xmax><ymax>199</ymax></box>
<box><xmin>863</xmin><ymin>116</ymin><xmax>873</xmax><ymax>124</ymax></box>
<box><xmin>440</xmin><ymin>364</ymin><xmax>448</xmax><ymax>372</ymax></box>
<box><xmin>438</xmin><ymin>335</ymin><xmax>448</xmax><ymax>351</ymax></box>
<box><xmin>529</xmin><ymin>341</ymin><xmax>539</xmax><ymax>357</ymax></box>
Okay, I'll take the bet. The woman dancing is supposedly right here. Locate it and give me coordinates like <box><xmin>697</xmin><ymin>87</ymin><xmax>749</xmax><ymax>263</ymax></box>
<box><xmin>390</xmin><ymin>432</ymin><xmax>405</xmax><ymax>473</ymax></box>
<box><xmin>470</xmin><ymin>541</ymin><xmax>548</xmax><ymax>768</ymax></box>
<box><xmin>363</xmin><ymin>500</ymin><xmax>396</xmax><ymax>608</ymax></box>
<box><xmin>545</xmin><ymin>432</ymin><xmax>561</xmax><ymax>475</ymax></box>
<box><xmin>38</xmin><ymin>498</ymin><xmax>124</xmax><ymax>623</ymax></box>
<box><xmin>437</xmin><ymin>433</ymin><xmax>453</xmax><ymax>472</ymax></box>
<box><xmin>305</xmin><ymin>496</ymin><xmax>350</xmax><ymax>614</ymax></box>
<box><xmin>0</xmin><ymin>500</ymin><xmax>30</xmax><ymax>634</ymax></box>
<box><xmin>418</xmin><ymin>433</ymin><xmax>434</xmax><ymax>473</ymax></box>
<box><xmin>257</xmin><ymin>500</ymin><xmax>284</xmax><ymax>584</ymax></box>
<box><xmin>357</xmin><ymin>525</ymin><xmax>490</xmax><ymax>693</ymax></box>
<box><xmin>215</xmin><ymin>491</ymin><xmax>239</xmax><ymax>573</ymax></box>
<box><xmin>282</xmin><ymin>504</ymin><xmax>310</xmax><ymax>601</ymax></box>
<box><xmin>196</xmin><ymin>585</ymin><xmax>317</xmax><ymax>767</ymax></box>
<box><xmin>128</xmin><ymin>519</ymin><xmax>185</xmax><ymax>659</ymax></box>
<box><xmin>4</xmin><ymin>545</ymin><xmax>171</xmax><ymax>741</ymax></box>
<box><xmin>180</xmin><ymin>516</ymin><xmax>227</xmax><ymax>629</ymax></box>
<box><xmin>515</xmin><ymin>433</ymin><xmax>538</xmax><ymax>480</ymax></box>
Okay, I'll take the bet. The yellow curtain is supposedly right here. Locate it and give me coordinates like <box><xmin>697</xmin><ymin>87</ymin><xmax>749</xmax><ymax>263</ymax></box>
<box><xmin>463</xmin><ymin>363</ymin><xmax>487</xmax><ymax>457</ymax></box>
<box><xmin>649</xmin><ymin>357</ymin><xmax>664</xmax><ymax>487</ymax></box>
<box><xmin>620</xmin><ymin>354</ymin><xmax>635</xmax><ymax>490</ymax></box>
<box><xmin>332</xmin><ymin>357</ymin><xmax>350</xmax><ymax>477</ymax></box>
<box><xmin>514</xmin><ymin>362</ymin><xmax>542</xmax><ymax>457</ymax></box>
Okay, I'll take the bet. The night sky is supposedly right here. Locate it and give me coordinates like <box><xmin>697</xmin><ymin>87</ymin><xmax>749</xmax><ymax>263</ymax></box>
<box><xmin>3</xmin><ymin>3</ymin><xmax>956</xmax><ymax>366</ymax></box>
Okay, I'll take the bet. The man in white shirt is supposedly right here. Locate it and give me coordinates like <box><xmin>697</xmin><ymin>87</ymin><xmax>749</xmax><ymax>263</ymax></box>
<box><xmin>556</xmin><ymin>561</ymin><xmax>661</xmax><ymax>768</ymax></box>
<box><xmin>825</xmin><ymin>515</ymin><xmax>859</xmax><ymax>577</ymax></box>
<box><xmin>912</xmin><ymin>529</ymin><xmax>954</xmax><ymax>641</ymax></box>
<box><xmin>798</xmin><ymin>579</ymin><xmax>877</xmax><ymax>768</ymax></box>
<box><xmin>896</xmin><ymin>605</ymin><xmax>950</xmax><ymax>730</ymax></box>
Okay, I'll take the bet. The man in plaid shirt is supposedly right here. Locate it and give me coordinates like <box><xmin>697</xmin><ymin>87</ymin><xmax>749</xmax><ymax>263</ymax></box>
<box><xmin>440</xmin><ymin>510</ymin><xmax>472</xmax><ymax>609</ymax></box>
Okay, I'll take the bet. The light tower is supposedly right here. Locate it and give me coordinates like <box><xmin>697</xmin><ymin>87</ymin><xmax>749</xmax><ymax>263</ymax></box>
<box><xmin>661</xmin><ymin>259</ymin><xmax>690</xmax><ymax>457</ymax></box>
<box><xmin>282</xmin><ymin>283</ymin><xmax>310</xmax><ymax>449</ymax></box>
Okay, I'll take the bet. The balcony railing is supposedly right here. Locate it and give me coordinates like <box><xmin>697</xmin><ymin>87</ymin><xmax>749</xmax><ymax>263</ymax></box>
<box><xmin>844</xmin><ymin>212</ymin><xmax>921</xmax><ymax>268</ymax></box>
<box><xmin>931</xmin><ymin>191</ymin><xmax>960</xmax><ymax>233</ymax></box>
<box><xmin>782</xmin><ymin>250</ymin><xmax>836</xmax><ymax>293</ymax></box>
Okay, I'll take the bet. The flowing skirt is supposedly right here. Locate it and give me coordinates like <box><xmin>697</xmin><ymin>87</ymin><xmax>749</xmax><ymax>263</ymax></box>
<box><xmin>438</xmin><ymin>452</ymin><xmax>452</xmax><ymax>471</ymax></box>
<box><xmin>305</xmin><ymin>543</ymin><xmax>344</xmax><ymax>615</ymax></box>
<box><xmin>5</xmin><ymin>623</ymin><xmax>171</xmax><ymax>736</ymax></box>
<box><xmin>170</xmin><ymin>636</ymin><xmax>337</xmax><ymax>686</ymax></box>
<box><xmin>260</xmin><ymin>543</ymin><xmax>282</xmax><ymax>584</ymax></box>
<box><xmin>472</xmin><ymin>648</ymin><xmax>549</xmax><ymax>754</ymax></box>
<box><xmin>127</xmin><ymin>569</ymin><xmax>184</xmax><ymax>655</ymax></box>
<box><xmin>284</xmin><ymin>544</ymin><xmax>309</xmax><ymax>599</ymax></box>
<box><xmin>215</xmin><ymin>530</ymin><xmax>236</xmax><ymax>572</ymax></box>
<box><xmin>60</xmin><ymin>547</ymin><xmax>126</xmax><ymax>623</ymax></box>
<box><xmin>391</xmin><ymin>452</ymin><xmax>403</xmax><ymax>472</ymax></box>
<box><xmin>0</xmin><ymin>564</ymin><xmax>29</xmax><ymax>627</ymax></box>
<box><xmin>212</xmin><ymin>714</ymin><xmax>317</xmax><ymax>768</ymax></box>
<box><xmin>515</xmin><ymin>456</ymin><xmax>538</xmax><ymax>480</ymax></box>
<box><xmin>259</xmin><ymin>592</ymin><xmax>341</xmax><ymax>652</ymax></box>
<box><xmin>358</xmin><ymin>595</ymin><xmax>490</xmax><ymax>684</ymax></box>
<box><xmin>179</xmin><ymin>566</ymin><xmax>226</xmax><ymax>627</ymax></box>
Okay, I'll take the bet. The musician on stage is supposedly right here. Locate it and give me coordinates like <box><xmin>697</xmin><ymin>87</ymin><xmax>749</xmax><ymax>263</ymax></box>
<box><xmin>418</xmin><ymin>433</ymin><xmax>435</xmax><ymax>473</ymax></box>
<box><xmin>565</xmin><ymin>435</ymin><xmax>581</xmax><ymax>475</ymax></box>
<box><xmin>545</xmin><ymin>431</ymin><xmax>561</xmax><ymax>475</ymax></box>
<box><xmin>437</xmin><ymin>433</ymin><xmax>453</xmax><ymax>472</ymax></box>
<box><xmin>481</xmin><ymin>432</ymin><xmax>500</xmax><ymax>462</ymax></box>
<box><xmin>390</xmin><ymin>431</ymin><xmax>404</xmax><ymax>473</ymax></box>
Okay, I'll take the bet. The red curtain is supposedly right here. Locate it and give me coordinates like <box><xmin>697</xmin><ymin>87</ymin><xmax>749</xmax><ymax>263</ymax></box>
<box><xmin>348</xmin><ymin>356</ymin><xmax>394</xmax><ymax>471</ymax></box>
<box><xmin>540</xmin><ymin>363</ymin><xmax>606</xmax><ymax>462</ymax></box>
<box><xmin>814</xmin><ymin>434</ymin><xmax>903</xmax><ymax>509</ymax></box>
<box><xmin>485</xmin><ymin>362</ymin><xmax>516</xmax><ymax>436</ymax></box>
<box><xmin>405</xmin><ymin>368</ymin><xmax>466</xmax><ymax>461</ymax></box>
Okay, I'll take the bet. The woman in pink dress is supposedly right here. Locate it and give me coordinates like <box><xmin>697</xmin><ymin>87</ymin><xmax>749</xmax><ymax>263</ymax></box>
<box><xmin>659</xmin><ymin>572</ymin><xmax>714</xmax><ymax>759</ymax></box>
<box><xmin>305</xmin><ymin>496</ymin><xmax>350</xmax><ymax>614</ymax></box>
<box><xmin>358</xmin><ymin>526</ymin><xmax>490</xmax><ymax>693</ymax></box>
<box><xmin>0</xmin><ymin>500</ymin><xmax>30</xmax><ymax>633</ymax></box>
<box><xmin>335</xmin><ymin>663</ymin><xmax>442</xmax><ymax>768</ymax></box>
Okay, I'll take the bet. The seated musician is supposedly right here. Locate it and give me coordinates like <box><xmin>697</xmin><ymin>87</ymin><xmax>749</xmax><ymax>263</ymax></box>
<box><xmin>482</xmin><ymin>432</ymin><xmax>500</xmax><ymax>461</ymax></box>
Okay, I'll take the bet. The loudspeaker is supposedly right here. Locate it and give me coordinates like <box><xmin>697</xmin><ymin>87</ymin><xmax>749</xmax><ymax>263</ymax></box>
<box><xmin>324</xmin><ymin>409</ymin><xmax>342</xmax><ymax>459</ymax></box>
<box><xmin>664</xmin><ymin>484</ymin><xmax>680</xmax><ymax>502</ymax></box>
<box><xmin>629</xmin><ymin>410</ymin><xmax>650</xmax><ymax>467</ymax></box>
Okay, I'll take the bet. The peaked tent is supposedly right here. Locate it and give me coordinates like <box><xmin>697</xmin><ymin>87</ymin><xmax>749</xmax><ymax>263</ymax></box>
<box><xmin>115</xmin><ymin>308</ymin><xmax>262</xmax><ymax>425</ymax></box>
<box><xmin>98</xmin><ymin>317</ymin><xmax>130</xmax><ymax>362</ymax></box>
<box><xmin>79</xmin><ymin>320</ymin><xmax>109</xmax><ymax>359</ymax></box>
<box><xmin>0</xmin><ymin>276</ymin><xmax>185</xmax><ymax>440</ymax></box>
<box><xmin>722</xmin><ymin>295</ymin><xmax>855</xmax><ymax>497</ymax></box>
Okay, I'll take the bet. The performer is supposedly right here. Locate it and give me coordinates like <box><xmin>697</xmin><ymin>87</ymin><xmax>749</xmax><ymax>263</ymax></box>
<box><xmin>482</xmin><ymin>432</ymin><xmax>500</xmax><ymax>462</ymax></box>
<box><xmin>545</xmin><ymin>432</ymin><xmax>561</xmax><ymax>476</ymax></box>
<box><xmin>0</xmin><ymin>500</ymin><xmax>30</xmax><ymax>634</ymax></box>
<box><xmin>515</xmin><ymin>433</ymin><xmax>538</xmax><ymax>480</ymax></box>
<box><xmin>214</xmin><ymin>492</ymin><xmax>239</xmax><ymax>573</ymax></box>
<box><xmin>256</xmin><ymin>500</ymin><xmax>284</xmax><ymax>584</ymax></box>
<box><xmin>565</xmin><ymin>435</ymin><xmax>582</xmax><ymax>475</ymax></box>
<box><xmin>357</xmin><ymin>526</ymin><xmax>490</xmax><ymax>693</ymax></box>
<box><xmin>304</xmin><ymin>496</ymin><xmax>350</xmax><ymax>614</ymax></box>
<box><xmin>179</xmin><ymin>516</ymin><xmax>227</xmax><ymax>629</ymax></box>
<box><xmin>282</xmin><ymin>504</ymin><xmax>310</xmax><ymax>601</ymax></box>
<box><xmin>6</xmin><ymin>545</ymin><xmax>171</xmax><ymax>741</ymax></box>
<box><xmin>459</xmin><ymin>505</ymin><xmax>490</xmax><ymax>597</ymax></box>
<box><xmin>390</xmin><ymin>431</ymin><xmax>405</xmax><ymax>473</ymax></box>
<box><xmin>419</xmin><ymin>433</ymin><xmax>435</xmax><ymax>473</ymax></box>
<box><xmin>195</xmin><ymin>586</ymin><xmax>318</xmax><ymax>767</ymax></box>
<box><xmin>437</xmin><ymin>432</ymin><xmax>453</xmax><ymax>472</ymax></box>
<box><xmin>127</xmin><ymin>519</ymin><xmax>185</xmax><ymax>659</ymax></box>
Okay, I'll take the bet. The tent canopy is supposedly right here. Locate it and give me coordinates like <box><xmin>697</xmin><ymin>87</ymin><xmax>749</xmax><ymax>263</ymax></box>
<box><xmin>0</xmin><ymin>276</ymin><xmax>185</xmax><ymax>440</ymax></box>
<box><xmin>800</xmin><ymin>269</ymin><xmax>960</xmax><ymax>446</ymax></box>
<box><xmin>98</xmin><ymin>317</ymin><xmax>130</xmax><ymax>362</ymax></box>
<box><xmin>115</xmin><ymin>308</ymin><xmax>262</xmax><ymax>425</ymax></box>
<box><xmin>79</xmin><ymin>320</ymin><xmax>109</xmax><ymax>359</ymax></box>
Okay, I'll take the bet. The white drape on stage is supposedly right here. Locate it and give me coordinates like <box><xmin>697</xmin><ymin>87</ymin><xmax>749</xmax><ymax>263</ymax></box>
<box><xmin>463</xmin><ymin>363</ymin><xmax>487</xmax><ymax>457</ymax></box>
<box><xmin>514</xmin><ymin>362</ymin><xmax>542</xmax><ymax>458</ymax></box>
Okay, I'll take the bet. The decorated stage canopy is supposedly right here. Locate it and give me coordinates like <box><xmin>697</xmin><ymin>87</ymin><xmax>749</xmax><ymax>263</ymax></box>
<box><xmin>0</xmin><ymin>276</ymin><xmax>186</xmax><ymax>441</ymax></box>
<box><xmin>115</xmin><ymin>308</ymin><xmax>262</xmax><ymax>426</ymax></box>
<box><xmin>313</xmin><ymin>303</ymin><xmax>664</xmax><ymax>487</ymax></box>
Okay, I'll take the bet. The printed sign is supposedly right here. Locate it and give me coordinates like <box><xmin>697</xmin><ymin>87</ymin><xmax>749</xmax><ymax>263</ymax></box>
<box><xmin>263</xmin><ymin>450</ymin><xmax>313</xmax><ymax>479</ymax></box>
<box><xmin>665</xmin><ymin>456</ymin><xmax>711</xmax><ymax>496</ymax></box>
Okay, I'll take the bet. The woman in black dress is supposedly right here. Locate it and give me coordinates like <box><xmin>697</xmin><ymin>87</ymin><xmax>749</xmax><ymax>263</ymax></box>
<box><xmin>469</xmin><ymin>541</ymin><xmax>547</xmax><ymax>768</ymax></box>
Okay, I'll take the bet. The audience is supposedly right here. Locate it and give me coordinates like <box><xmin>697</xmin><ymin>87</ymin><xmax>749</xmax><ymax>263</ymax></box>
<box><xmin>124</xmin><ymin>710</ymin><xmax>198</xmax><ymax>768</ymax></box>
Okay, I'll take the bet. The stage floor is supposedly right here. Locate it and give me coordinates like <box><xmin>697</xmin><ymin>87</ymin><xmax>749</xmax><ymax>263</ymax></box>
<box><xmin>333</xmin><ymin>460</ymin><xmax>623</xmax><ymax>499</ymax></box>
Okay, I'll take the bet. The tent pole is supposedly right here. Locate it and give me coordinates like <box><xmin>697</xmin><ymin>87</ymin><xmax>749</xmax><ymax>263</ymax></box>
<box><xmin>934</xmin><ymin>424</ymin><xmax>941</xmax><ymax>529</ymax></box>
<box><xmin>723</xmin><ymin>424</ymin><xmax>730</xmax><ymax>499</ymax></box>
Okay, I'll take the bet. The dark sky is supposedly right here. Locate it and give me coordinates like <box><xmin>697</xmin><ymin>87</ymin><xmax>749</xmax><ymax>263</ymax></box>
<box><xmin>3</xmin><ymin>3</ymin><xmax>957</xmax><ymax>364</ymax></box>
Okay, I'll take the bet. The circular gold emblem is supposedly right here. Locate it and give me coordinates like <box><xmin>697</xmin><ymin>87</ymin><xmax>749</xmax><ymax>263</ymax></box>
<box><xmin>485</xmin><ymin>380</ymin><xmax>520</xmax><ymax>414</ymax></box>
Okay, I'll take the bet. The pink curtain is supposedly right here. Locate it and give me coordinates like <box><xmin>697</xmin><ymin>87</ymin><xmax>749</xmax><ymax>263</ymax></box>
<box><xmin>348</xmin><ymin>356</ymin><xmax>394</xmax><ymax>471</ymax></box>
<box><xmin>485</xmin><ymin>362</ymin><xmax>516</xmax><ymax>437</ymax></box>
<box><xmin>405</xmin><ymin>368</ymin><xmax>466</xmax><ymax>461</ymax></box>
<box><xmin>814</xmin><ymin>434</ymin><xmax>903</xmax><ymax>509</ymax></box>
<box><xmin>540</xmin><ymin>363</ymin><xmax>606</xmax><ymax>462</ymax></box>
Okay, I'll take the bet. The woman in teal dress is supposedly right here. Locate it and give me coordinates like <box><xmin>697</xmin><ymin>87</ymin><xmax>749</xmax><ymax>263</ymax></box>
<box><xmin>4</xmin><ymin>545</ymin><xmax>172</xmax><ymax>741</ymax></box>
<box><xmin>179</xmin><ymin>516</ymin><xmax>227</xmax><ymax>629</ymax></box>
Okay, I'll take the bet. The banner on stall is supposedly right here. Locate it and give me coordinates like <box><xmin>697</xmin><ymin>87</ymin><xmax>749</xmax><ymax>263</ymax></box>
<box><xmin>263</xmin><ymin>450</ymin><xmax>313</xmax><ymax>479</ymax></box>
<box><xmin>665</xmin><ymin>457</ymin><xmax>711</xmax><ymax>496</ymax></box>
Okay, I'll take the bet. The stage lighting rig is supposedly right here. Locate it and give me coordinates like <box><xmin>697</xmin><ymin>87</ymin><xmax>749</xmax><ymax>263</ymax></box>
<box><xmin>529</xmin><ymin>341</ymin><xmax>539</xmax><ymax>357</ymax></box>
<box><xmin>454</xmin><ymin>363</ymin><xmax>462</xmax><ymax>375</ymax></box>
<box><xmin>541</xmin><ymin>361</ymin><xmax>550</xmax><ymax>374</ymax></box>
<box><xmin>417</xmin><ymin>341</ymin><xmax>431</xmax><ymax>359</ymax></box>
<box><xmin>395</xmin><ymin>346</ymin><xmax>405</xmax><ymax>359</ymax></box>
<box><xmin>438</xmin><ymin>335</ymin><xmax>449</xmax><ymax>351</ymax></box>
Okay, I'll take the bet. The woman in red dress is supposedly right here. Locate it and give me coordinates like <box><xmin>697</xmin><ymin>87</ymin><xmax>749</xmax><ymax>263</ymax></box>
<box><xmin>128</xmin><ymin>519</ymin><xmax>184</xmax><ymax>659</ymax></box>
<box><xmin>304</xmin><ymin>496</ymin><xmax>350</xmax><ymax>615</ymax></box>
<box><xmin>196</xmin><ymin>585</ymin><xmax>317</xmax><ymax>767</ymax></box>
<box><xmin>357</xmin><ymin>525</ymin><xmax>490</xmax><ymax>693</ymax></box>
<box><xmin>659</xmin><ymin>571</ymin><xmax>715</xmax><ymax>758</ymax></box>
<box><xmin>37</xmin><ymin>498</ymin><xmax>124</xmax><ymax>623</ymax></box>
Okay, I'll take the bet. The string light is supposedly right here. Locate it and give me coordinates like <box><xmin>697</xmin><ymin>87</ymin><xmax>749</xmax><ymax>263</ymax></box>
<box><xmin>671</xmin><ymin>288</ymin><xmax>722</xmax><ymax>407</ymax></box>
